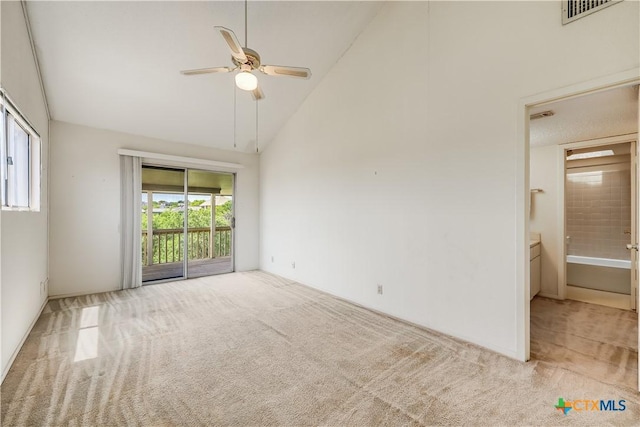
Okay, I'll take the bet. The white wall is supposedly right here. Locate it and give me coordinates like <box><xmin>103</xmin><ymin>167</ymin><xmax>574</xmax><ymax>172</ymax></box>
<box><xmin>49</xmin><ymin>121</ymin><xmax>259</xmax><ymax>297</ymax></box>
<box><xmin>530</xmin><ymin>145</ymin><xmax>561</xmax><ymax>298</ymax></box>
<box><xmin>1</xmin><ymin>1</ymin><xmax>50</xmax><ymax>378</ymax></box>
<box><xmin>260</xmin><ymin>1</ymin><xmax>640</xmax><ymax>358</ymax></box>
<box><xmin>0</xmin><ymin>0</ymin><xmax>3</xmax><ymax>380</ymax></box>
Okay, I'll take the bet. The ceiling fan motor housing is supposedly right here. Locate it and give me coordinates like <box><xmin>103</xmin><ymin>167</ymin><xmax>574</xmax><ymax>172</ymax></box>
<box><xmin>232</xmin><ymin>48</ymin><xmax>261</xmax><ymax>69</ymax></box>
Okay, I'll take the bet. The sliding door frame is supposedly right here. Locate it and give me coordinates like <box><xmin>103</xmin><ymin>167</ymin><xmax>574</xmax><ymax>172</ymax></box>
<box><xmin>185</xmin><ymin>167</ymin><xmax>236</xmax><ymax>278</ymax></box>
<box><xmin>141</xmin><ymin>163</ymin><xmax>188</xmax><ymax>285</ymax></box>
<box><xmin>141</xmin><ymin>162</ymin><xmax>236</xmax><ymax>284</ymax></box>
<box><xmin>183</xmin><ymin>168</ymin><xmax>190</xmax><ymax>279</ymax></box>
<box><xmin>231</xmin><ymin>171</ymin><xmax>237</xmax><ymax>273</ymax></box>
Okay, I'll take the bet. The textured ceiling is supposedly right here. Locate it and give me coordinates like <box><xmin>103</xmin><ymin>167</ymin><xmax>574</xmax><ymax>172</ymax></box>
<box><xmin>26</xmin><ymin>1</ymin><xmax>383</xmax><ymax>152</ymax></box>
<box><xmin>530</xmin><ymin>85</ymin><xmax>639</xmax><ymax>147</ymax></box>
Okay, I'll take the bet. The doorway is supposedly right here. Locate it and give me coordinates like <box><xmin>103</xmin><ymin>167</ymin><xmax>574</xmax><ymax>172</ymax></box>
<box><xmin>526</xmin><ymin>81</ymin><xmax>639</xmax><ymax>391</ymax></box>
<box><xmin>141</xmin><ymin>165</ymin><xmax>235</xmax><ymax>283</ymax></box>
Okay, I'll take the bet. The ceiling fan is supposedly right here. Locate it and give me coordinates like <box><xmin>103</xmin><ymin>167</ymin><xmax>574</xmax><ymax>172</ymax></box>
<box><xmin>180</xmin><ymin>1</ymin><xmax>312</xmax><ymax>101</ymax></box>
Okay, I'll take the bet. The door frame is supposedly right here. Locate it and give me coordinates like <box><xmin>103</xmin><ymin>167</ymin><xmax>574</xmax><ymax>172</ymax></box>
<box><xmin>517</xmin><ymin>67</ymin><xmax>639</xmax><ymax>371</ymax></box>
<box><xmin>557</xmin><ymin>135</ymin><xmax>638</xmax><ymax>310</ymax></box>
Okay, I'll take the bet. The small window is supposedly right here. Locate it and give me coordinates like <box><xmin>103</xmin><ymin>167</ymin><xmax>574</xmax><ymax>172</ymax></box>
<box><xmin>1</xmin><ymin>93</ymin><xmax>41</xmax><ymax>211</ymax></box>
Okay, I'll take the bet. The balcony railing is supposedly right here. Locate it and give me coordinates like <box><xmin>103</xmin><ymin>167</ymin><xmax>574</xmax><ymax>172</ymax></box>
<box><xmin>142</xmin><ymin>226</ymin><xmax>232</xmax><ymax>266</ymax></box>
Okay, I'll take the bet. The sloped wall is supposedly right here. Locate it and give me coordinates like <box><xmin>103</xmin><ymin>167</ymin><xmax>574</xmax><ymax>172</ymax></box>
<box><xmin>1</xmin><ymin>1</ymin><xmax>50</xmax><ymax>379</ymax></box>
<box><xmin>260</xmin><ymin>1</ymin><xmax>639</xmax><ymax>357</ymax></box>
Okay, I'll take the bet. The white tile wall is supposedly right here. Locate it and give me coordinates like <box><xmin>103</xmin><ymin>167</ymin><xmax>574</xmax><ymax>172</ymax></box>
<box><xmin>566</xmin><ymin>168</ymin><xmax>631</xmax><ymax>260</ymax></box>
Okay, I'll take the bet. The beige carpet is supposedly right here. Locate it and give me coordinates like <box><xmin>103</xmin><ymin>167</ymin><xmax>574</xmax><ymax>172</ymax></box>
<box><xmin>1</xmin><ymin>271</ymin><xmax>639</xmax><ymax>426</ymax></box>
<box><xmin>531</xmin><ymin>296</ymin><xmax>638</xmax><ymax>391</ymax></box>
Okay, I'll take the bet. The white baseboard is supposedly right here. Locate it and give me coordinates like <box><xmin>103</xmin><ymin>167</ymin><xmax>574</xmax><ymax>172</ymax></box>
<box><xmin>49</xmin><ymin>287</ymin><xmax>120</xmax><ymax>300</ymax></box>
<box><xmin>537</xmin><ymin>292</ymin><xmax>562</xmax><ymax>300</ymax></box>
<box><xmin>1</xmin><ymin>297</ymin><xmax>49</xmax><ymax>384</ymax></box>
<box><xmin>566</xmin><ymin>285</ymin><xmax>631</xmax><ymax>310</ymax></box>
<box><xmin>269</xmin><ymin>271</ymin><xmax>521</xmax><ymax>362</ymax></box>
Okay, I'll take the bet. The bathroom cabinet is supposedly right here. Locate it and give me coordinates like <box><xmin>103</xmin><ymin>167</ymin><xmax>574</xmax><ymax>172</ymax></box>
<box><xmin>530</xmin><ymin>242</ymin><xmax>541</xmax><ymax>299</ymax></box>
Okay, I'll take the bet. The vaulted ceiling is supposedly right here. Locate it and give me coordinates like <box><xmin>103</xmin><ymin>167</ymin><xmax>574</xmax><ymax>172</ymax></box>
<box><xmin>26</xmin><ymin>1</ymin><xmax>383</xmax><ymax>152</ymax></box>
<box><xmin>30</xmin><ymin>2</ymin><xmax>635</xmax><ymax>153</ymax></box>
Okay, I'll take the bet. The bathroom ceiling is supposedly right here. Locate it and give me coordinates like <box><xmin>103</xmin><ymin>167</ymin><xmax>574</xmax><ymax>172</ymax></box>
<box><xmin>25</xmin><ymin>1</ymin><xmax>383</xmax><ymax>153</ymax></box>
<box><xmin>530</xmin><ymin>85</ymin><xmax>639</xmax><ymax>147</ymax></box>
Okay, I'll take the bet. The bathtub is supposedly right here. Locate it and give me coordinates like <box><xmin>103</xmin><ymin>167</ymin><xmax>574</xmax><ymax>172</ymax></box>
<box><xmin>566</xmin><ymin>255</ymin><xmax>631</xmax><ymax>295</ymax></box>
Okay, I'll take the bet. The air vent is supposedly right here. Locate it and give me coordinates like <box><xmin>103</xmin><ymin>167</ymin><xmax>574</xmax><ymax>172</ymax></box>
<box><xmin>563</xmin><ymin>0</ymin><xmax>623</xmax><ymax>24</ymax></box>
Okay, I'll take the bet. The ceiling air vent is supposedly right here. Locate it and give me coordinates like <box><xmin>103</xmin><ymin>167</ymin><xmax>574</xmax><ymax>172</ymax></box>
<box><xmin>563</xmin><ymin>0</ymin><xmax>623</xmax><ymax>24</ymax></box>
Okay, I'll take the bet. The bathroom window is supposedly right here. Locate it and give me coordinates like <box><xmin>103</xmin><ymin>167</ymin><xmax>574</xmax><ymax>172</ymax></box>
<box><xmin>0</xmin><ymin>93</ymin><xmax>41</xmax><ymax>211</ymax></box>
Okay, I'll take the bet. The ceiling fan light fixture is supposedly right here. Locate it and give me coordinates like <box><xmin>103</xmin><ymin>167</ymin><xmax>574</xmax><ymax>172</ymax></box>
<box><xmin>235</xmin><ymin>71</ymin><xmax>258</xmax><ymax>91</ymax></box>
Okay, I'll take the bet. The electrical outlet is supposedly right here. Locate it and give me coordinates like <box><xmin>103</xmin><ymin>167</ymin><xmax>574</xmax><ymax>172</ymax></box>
<box><xmin>271</xmin><ymin>256</ymin><xmax>274</xmax><ymax>263</ymax></box>
<box><xmin>377</xmin><ymin>284</ymin><xmax>383</xmax><ymax>295</ymax></box>
<box><xmin>291</xmin><ymin>261</ymin><xmax>296</xmax><ymax>269</ymax></box>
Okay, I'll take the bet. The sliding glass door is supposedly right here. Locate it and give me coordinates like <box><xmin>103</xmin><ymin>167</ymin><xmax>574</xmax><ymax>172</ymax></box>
<box><xmin>141</xmin><ymin>166</ymin><xmax>186</xmax><ymax>282</ymax></box>
<box><xmin>186</xmin><ymin>169</ymin><xmax>234</xmax><ymax>278</ymax></box>
<box><xmin>141</xmin><ymin>165</ymin><xmax>234</xmax><ymax>283</ymax></box>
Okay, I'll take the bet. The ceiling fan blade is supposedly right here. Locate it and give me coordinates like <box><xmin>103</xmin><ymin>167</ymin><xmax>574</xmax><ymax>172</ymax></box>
<box><xmin>214</xmin><ymin>26</ymin><xmax>248</xmax><ymax>63</ymax></box>
<box><xmin>180</xmin><ymin>67</ymin><xmax>232</xmax><ymax>76</ymax></box>
<box><xmin>251</xmin><ymin>85</ymin><xmax>265</xmax><ymax>101</ymax></box>
<box><xmin>260</xmin><ymin>65</ymin><xmax>311</xmax><ymax>79</ymax></box>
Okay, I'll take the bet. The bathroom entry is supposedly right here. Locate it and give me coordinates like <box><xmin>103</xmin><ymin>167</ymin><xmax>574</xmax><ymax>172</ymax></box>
<box><xmin>528</xmin><ymin>82</ymin><xmax>640</xmax><ymax>392</ymax></box>
<box><xmin>563</xmin><ymin>140</ymin><xmax>638</xmax><ymax>311</ymax></box>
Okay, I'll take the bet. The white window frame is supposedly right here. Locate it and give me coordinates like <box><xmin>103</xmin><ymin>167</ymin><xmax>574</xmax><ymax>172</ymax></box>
<box><xmin>1</xmin><ymin>91</ymin><xmax>41</xmax><ymax>212</ymax></box>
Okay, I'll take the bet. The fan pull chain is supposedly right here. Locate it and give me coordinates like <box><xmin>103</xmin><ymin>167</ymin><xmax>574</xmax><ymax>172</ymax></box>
<box><xmin>255</xmin><ymin>99</ymin><xmax>259</xmax><ymax>153</ymax></box>
<box><xmin>233</xmin><ymin>85</ymin><xmax>237</xmax><ymax>149</ymax></box>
